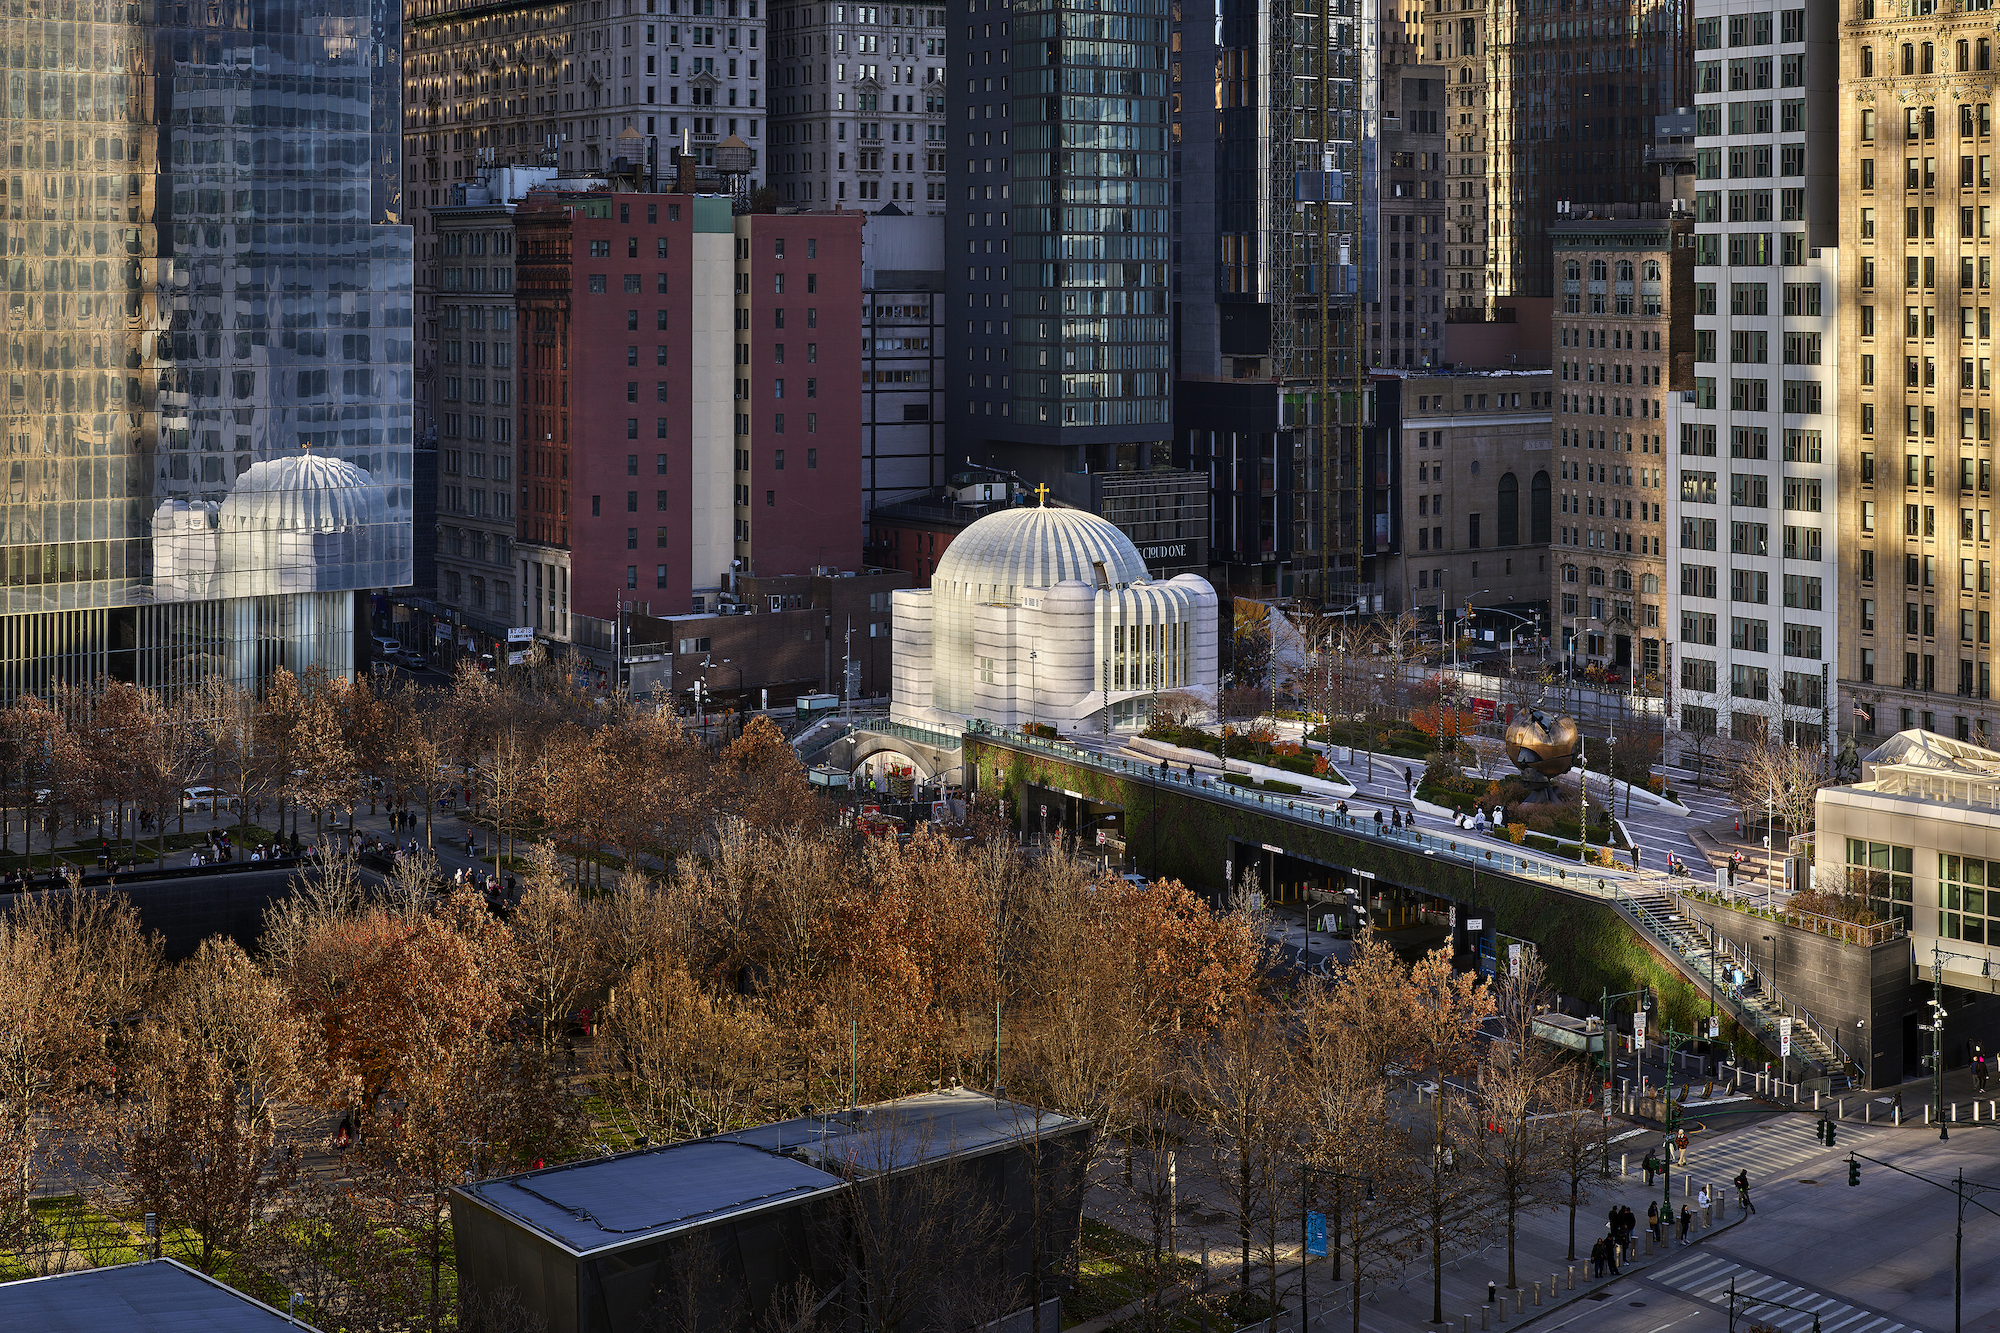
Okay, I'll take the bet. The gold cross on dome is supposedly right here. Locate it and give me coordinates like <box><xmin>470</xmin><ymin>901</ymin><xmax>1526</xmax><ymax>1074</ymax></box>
<box><xmin>1034</xmin><ymin>483</ymin><xmax>1050</xmax><ymax>506</ymax></box>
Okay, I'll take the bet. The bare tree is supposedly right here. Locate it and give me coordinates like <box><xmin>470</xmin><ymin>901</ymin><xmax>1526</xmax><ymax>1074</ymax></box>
<box><xmin>1399</xmin><ymin>947</ymin><xmax>1496</xmax><ymax>1325</ymax></box>
<box><xmin>1187</xmin><ymin>1007</ymin><xmax>1293</xmax><ymax>1319</ymax></box>
<box><xmin>101</xmin><ymin>1027</ymin><xmax>300</xmax><ymax>1276</ymax></box>
<box><xmin>1730</xmin><ymin>736</ymin><xmax>1826</xmax><ymax>845</ymax></box>
<box><xmin>0</xmin><ymin>890</ymin><xmax>161</xmax><ymax>1251</ymax></box>
<box><xmin>1540</xmin><ymin>1064</ymin><xmax>1603</xmax><ymax>1262</ymax></box>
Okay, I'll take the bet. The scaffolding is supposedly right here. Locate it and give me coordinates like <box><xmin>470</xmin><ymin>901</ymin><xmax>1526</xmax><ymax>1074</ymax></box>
<box><xmin>1266</xmin><ymin>0</ymin><xmax>1366</xmax><ymax>611</ymax></box>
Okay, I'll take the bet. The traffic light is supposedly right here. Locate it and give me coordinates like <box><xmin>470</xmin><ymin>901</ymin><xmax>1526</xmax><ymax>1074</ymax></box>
<box><xmin>1826</xmin><ymin>1120</ymin><xmax>1837</xmax><ymax>1147</ymax></box>
<box><xmin>1813</xmin><ymin>1119</ymin><xmax>1825</xmax><ymax>1145</ymax></box>
<box><xmin>1848</xmin><ymin>1158</ymin><xmax>1860</xmax><ymax>1186</ymax></box>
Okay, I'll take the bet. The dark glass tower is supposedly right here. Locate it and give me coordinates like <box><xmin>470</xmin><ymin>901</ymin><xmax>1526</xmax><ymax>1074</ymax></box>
<box><xmin>0</xmin><ymin>0</ymin><xmax>413</xmax><ymax>696</ymax></box>
<box><xmin>945</xmin><ymin>0</ymin><xmax>1174</xmax><ymax>477</ymax></box>
<box><xmin>1484</xmin><ymin>0</ymin><xmax>1692</xmax><ymax>303</ymax></box>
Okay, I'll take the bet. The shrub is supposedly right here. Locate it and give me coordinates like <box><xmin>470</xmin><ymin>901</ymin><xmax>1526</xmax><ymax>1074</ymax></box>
<box><xmin>1261</xmin><ymin>778</ymin><xmax>1303</xmax><ymax>795</ymax></box>
<box><xmin>1023</xmin><ymin>722</ymin><xmax>1059</xmax><ymax>740</ymax></box>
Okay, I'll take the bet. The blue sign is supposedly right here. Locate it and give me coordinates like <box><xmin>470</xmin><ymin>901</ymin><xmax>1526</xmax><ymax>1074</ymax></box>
<box><xmin>1305</xmin><ymin>1210</ymin><xmax>1327</xmax><ymax>1258</ymax></box>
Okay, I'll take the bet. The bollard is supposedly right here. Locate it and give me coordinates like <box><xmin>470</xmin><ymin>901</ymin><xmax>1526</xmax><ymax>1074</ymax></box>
<box><xmin>1815</xmin><ymin>1089</ymin><xmax>1821</xmax><ymax>1111</ymax></box>
<box><xmin>1568</xmin><ymin>1265</ymin><xmax>1576</xmax><ymax>1291</ymax></box>
<box><xmin>1482</xmin><ymin>1308</ymin><xmax>1491</xmax><ymax>1331</ymax></box>
<box><xmin>1837</xmin><ymin>1098</ymin><xmax>1844</xmax><ymax>1120</ymax></box>
<box><xmin>1895</xmin><ymin>1103</ymin><xmax>1901</xmax><ymax>1126</ymax></box>
<box><xmin>1553</xmin><ymin>1273</ymin><xmax>1560</xmax><ymax>1300</ymax></box>
<box><xmin>1644</xmin><ymin>1232</ymin><xmax>1653</xmax><ymax>1255</ymax></box>
<box><xmin>1514</xmin><ymin>1291</ymin><xmax>1523</xmax><ymax>1315</ymax></box>
<box><xmin>1531</xmin><ymin>1283</ymin><xmax>1541</xmax><ymax>1307</ymax></box>
<box><xmin>1953</xmin><ymin>1102</ymin><xmax>1960</xmax><ymax>1123</ymax></box>
<box><xmin>1864</xmin><ymin>1101</ymin><xmax>1871</xmax><ymax>1124</ymax></box>
<box><xmin>1685</xmin><ymin>1174</ymin><xmax>1691</xmax><ymax>1197</ymax></box>
<box><xmin>1621</xmin><ymin>1152</ymin><xmax>1628</xmax><ymax>1177</ymax></box>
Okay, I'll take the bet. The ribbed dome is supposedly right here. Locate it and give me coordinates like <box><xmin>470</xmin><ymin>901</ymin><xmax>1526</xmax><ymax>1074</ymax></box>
<box><xmin>217</xmin><ymin>453</ymin><xmax>390</xmax><ymax>531</ymax></box>
<box><xmin>933</xmin><ymin>504</ymin><xmax>1148</xmax><ymax>602</ymax></box>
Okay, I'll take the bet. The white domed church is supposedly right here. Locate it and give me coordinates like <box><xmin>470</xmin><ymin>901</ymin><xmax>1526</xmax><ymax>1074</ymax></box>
<box><xmin>890</xmin><ymin>499</ymin><xmax>1219</xmax><ymax>731</ymax></box>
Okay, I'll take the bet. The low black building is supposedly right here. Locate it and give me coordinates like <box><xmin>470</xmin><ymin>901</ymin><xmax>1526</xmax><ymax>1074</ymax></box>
<box><xmin>452</xmin><ymin>1089</ymin><xmax>1093</xmax><ymax>1333</ymax></box>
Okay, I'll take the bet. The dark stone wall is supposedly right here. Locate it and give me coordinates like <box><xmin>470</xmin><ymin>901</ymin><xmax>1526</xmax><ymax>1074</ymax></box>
<box><xmin>8</xmin><ymin>864</ymin><xmax>304</xmax><ymax>961</ymax></box>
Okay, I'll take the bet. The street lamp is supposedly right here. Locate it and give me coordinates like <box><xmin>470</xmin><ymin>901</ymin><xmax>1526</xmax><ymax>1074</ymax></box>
<box><xmin>1596</xmin><ymin>985</ymin><xmax>1654</xmax><ymax>1169</ymax></box>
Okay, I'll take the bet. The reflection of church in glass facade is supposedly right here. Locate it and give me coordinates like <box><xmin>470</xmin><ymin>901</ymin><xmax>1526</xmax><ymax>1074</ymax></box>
<box><xmin>0</xmin><ymin>0</ymin><xmax>413</xmax><ymax>695</ymax></box>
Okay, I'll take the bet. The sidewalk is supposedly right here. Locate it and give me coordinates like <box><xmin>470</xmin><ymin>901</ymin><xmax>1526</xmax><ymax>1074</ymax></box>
<box><xmin>1081</xmin><ymin>1126</ymin><xmax>1755</xmax><ymax>1333</ymax></box>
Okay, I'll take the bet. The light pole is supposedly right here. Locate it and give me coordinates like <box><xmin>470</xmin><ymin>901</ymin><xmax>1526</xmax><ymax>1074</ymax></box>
<box><xmin>1596</xmin><ymin>986</ymin><xmax>1653</xmax><ymax>1169</ymax></box>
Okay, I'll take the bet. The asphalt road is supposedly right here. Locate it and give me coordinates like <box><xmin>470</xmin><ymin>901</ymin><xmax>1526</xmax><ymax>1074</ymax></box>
<box><xmin>1533</xmin><ymin>1124</ymin><xmax>2000</xmax><ymax>1333</ymax></box>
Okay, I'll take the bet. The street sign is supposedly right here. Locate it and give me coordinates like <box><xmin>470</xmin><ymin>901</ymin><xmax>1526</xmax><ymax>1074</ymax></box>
<box><xmin>1508</xmin><ymin>942</ymin><xmax>1522</xmax><ymax>977</ymax></box>
<box><xmin>1708</xmin><ymin>1015</ymin><xmax>1720</xmax><ymax>1038</ymax></box>
<box><xmin>1779</xmin><ymin>1016</ymin><xmax>1793</xmax><ymax>1057</ymax></box>
<box><xmin>507</xmin><ymin>626</ymin><xmax>534</xmax><ymax>644</ymax></box>
<box><xmin>1095</xmin><ymin>829</ymin><xmax>1106</xmax><ymax>845</ymax></box>
<box><xmin>1633</xmin><ymin>1011</ymin><xmax>1647</xmax><ymax>1043</ymax></box>
<box><xmin>1467</xmin><ymin>918</ymin><xmax>1484</xmax><ymax>931</ymax></box>
<box><xmin>1305</xmin><ymin>1210</ymin><xmax>1327</xmax><ymax>1257</ymax></box>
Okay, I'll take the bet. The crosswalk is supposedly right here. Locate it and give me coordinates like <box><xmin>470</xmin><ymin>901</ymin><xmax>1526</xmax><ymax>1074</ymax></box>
<box><xmin>1646</xmin><ymin>1252</ymin><xmax>1919</xmax><ymax>1333</ymax></box>
<box><xmin>1681</xmin><ymin>1117</ymin><xmax>1881</xmax><ymax>1187</ymax></box>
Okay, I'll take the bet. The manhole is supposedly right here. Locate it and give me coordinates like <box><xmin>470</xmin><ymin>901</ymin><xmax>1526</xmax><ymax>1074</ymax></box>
<box><xmin>1629</xmin><ymin>1303</ymin><xmax>1648</xmax><ymax>1308</ymax></box>
<box><xmin>1796</xmin><ymin>1178</ymin><xmax>1820</xmax><ymax>1187</ymax></box>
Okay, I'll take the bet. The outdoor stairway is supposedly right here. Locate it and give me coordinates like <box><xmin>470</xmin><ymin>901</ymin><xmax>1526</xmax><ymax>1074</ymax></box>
<box><xmin>1612</xmin><ymin>888</ymin><xmax>1852</xmax><ymax>1091</ymax></box>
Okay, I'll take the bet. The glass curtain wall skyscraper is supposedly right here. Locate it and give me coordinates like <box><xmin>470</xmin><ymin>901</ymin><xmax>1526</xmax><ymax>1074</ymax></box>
<box><xmin>1483</xmin><ymin>0</ymin><xmax>1691</xmax><ymax>304</ymax></box>
<box><xmin>1</xmin><ymin>0</ymin><xmax>413</xmax><ymax>698</ymax></box>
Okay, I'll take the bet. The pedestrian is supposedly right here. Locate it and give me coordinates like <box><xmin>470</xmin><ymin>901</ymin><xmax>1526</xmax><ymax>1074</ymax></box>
<box><xmin>1678</xmin><ymin>1204</ymin><xmax>1692</xmax><ymax>1243</ymax></box>
<box><xmin>1976</xmin><ymin>1045</ymin><xmax>1989</xmax><ymax>1093</ymax></box>
<box><xmin>1405</xmin><ymin>766</ymin><xmax>1415</xmax><ymax>792</ymax></box>
<box><xmin>1392</xmin><ymin>807</ymin><xmax>1403</xmax><ymax>830</ymax></box>
<box><xmin>1648</xmin><ymin>1200</ymin><xmax>1662</xmax><ymax>1242</ymax></box>
<box><xmin>1589</xmin><ymin>1236</ymin><xmax>1606</xmax><ymax>1278</ymax></box>
<box><xmin>1604</xmin><ymin>1227</ymin><xmax>1621</xmax><ymax>1274</ymax></box>
<box><xmin>1620</xmin><ymin>1205</ymin><xmax>1638</xmax><ymax>1260</ymax></box>
<box><xmin>1697</xmin><ymin>1183</ymin><xmax>1711</xmax><ymax>1217</ymax></box>
<box><xmin>1374</xmin><ymin>808</ymin><xmax>1385</xmax><ymax>830</ymax></box>
<box><xmin>1734</xmin><ymin>1169</ymin><xmax>1756</xmax><ymax>1215</ymax></box>
<box><xmin>1632</xmin><ymin>845</ymin><xmax>1642</xmax><ymax>870</ymax></box>
<box><xmin>1643</xmin><ymin>1149</ymin><xmax>1658</xmax><ymax>1186</ymax></box>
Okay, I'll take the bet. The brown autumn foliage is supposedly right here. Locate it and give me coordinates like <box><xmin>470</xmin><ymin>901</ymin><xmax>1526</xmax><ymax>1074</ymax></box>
<box><xmin>0</xmin><ymin>670</ymin><xmax>1646</xmax><ymax>1332</ymax></box>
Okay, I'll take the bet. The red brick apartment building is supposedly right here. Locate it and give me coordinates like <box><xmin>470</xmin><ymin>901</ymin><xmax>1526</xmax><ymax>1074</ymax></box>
<box><xmin>512</xmin><ymin>191</ymin><xmax>865</xmax><ymax>634</ymax></box>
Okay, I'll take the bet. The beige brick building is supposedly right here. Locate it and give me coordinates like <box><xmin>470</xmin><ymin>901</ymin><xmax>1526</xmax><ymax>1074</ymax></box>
<box><xmin>1550</xmin><ymin>217</ymin><xmax>1694</xmax><ymax>681</ymax></box>
<box><xmin>1841</xmin><ymin>8</ymin><xmax>2000</xmax><ymax>744</ymax></box>
<box><xmin>1391</xmin><ymin>370</ymin><xmax>1554</xmax><ymax>630</ymax></box>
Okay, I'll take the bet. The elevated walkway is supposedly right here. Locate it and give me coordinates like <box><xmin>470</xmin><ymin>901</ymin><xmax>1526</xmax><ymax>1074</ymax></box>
<box><xmin>1609</xmin><ymin>887</ymin><xmax>1854</xmax><ymax>1088</ymax></box>
<box><xmin>794</xmin><ymin>717</ymin><xmax>964</xmax><ymax>781</ymax></box>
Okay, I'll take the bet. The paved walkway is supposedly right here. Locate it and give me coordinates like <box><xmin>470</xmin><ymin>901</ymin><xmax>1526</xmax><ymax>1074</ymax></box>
<box><xmin>1072</xmin><ymin>1108</ymin><xmax>1831</xmax><ymax>1333</ymax></box>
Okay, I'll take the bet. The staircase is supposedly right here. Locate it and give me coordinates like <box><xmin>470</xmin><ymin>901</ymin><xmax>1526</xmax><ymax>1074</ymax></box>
<box><xmin>1610</xmin><ymin>887</ymin><xmax>1853</xmax><ymax>1092</ymax></box>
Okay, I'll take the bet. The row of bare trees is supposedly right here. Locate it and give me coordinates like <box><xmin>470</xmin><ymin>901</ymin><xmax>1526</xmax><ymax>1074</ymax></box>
<box><xmin>0</xmin><ymin>664</ymin><xmax>1622</xmax><ymax>1333</ymax></box>
<box><xmin>1097</xmin><ymin>938</ymin><xmax>1606</xmax><ymax>1333</ymax></box>
<box><xmin>0</xmin><ymin>665</ymin><xmax>825</xmax><ymax>880</ymax></box>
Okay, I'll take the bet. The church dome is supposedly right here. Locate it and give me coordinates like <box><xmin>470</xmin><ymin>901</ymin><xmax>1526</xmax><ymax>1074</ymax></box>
<box><xmin>933</xmin><ymin>503</ymin><xmax>1149</xmax><ymax>602</ymax></box>
<box><xmin>216</xmin><ymin>452</ymin><xmax>390</xmax><ymax>531</ymax></box>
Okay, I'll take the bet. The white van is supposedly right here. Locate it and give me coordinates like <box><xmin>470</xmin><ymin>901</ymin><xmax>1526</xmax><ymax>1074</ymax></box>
<box><xmin>372</xmin><ymin>635</ymin><xmax>400</xmax><ymax>657</ymax></box>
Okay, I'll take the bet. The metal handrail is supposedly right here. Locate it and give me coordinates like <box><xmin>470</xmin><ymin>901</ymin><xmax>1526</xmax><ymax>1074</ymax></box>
<box><xmin>985</xmin><ymin>727</ymin><xmax>1633</xmax><ymax>899</ymax></box>
<box><xmin>1698</xmin><ymin>921</ymin><xmax>1850</xmax><ymax>1071</ymax></box>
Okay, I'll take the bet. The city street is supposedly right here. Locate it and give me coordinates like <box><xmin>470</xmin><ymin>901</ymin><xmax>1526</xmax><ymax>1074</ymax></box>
<box><xmin>1081</xmin><ymin>1111</ymin><xmax>2000</xmax><ymax>1333</ymax></box>
<box><xmin>1535</xmin><ymin>1124</ymin><xmax>2000</xmax><ymax>1333</ymax></box>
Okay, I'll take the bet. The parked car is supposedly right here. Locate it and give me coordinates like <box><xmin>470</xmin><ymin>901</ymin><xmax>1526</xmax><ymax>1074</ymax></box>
<box><xmin>372</xmin><ymin>635</ymin><xmax>400</xmax><ymax>658</ymax></box>
<box><xmin>397</xmin><ymin>648</ymin><xmax>427</xmax><ymax>670</ymax></box>
<box><xmin>181</xmin><ymin>786</ymin><xmax>240</xmax><ymax>812</ymax></box>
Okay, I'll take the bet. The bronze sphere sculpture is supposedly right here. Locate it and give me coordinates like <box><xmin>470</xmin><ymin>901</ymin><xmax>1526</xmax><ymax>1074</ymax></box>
<box><xmin>1505</xmin><ymin>708</ymin><xmax>1580</xmax><ymax>797</ymax></box>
